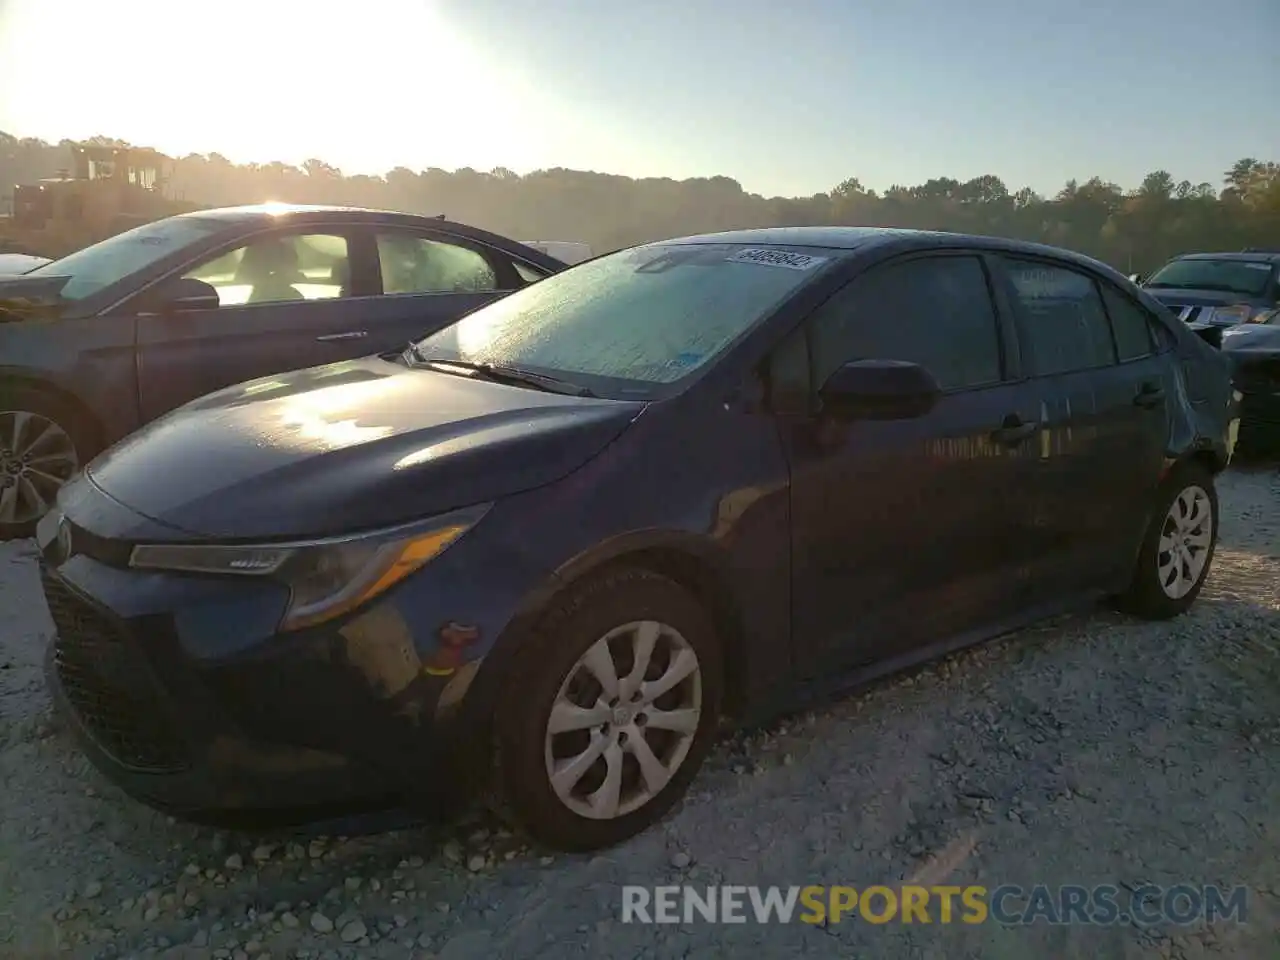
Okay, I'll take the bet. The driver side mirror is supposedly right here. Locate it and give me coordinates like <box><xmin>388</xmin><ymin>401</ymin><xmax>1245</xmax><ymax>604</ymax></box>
<box><xmin>818</xmin><ymin>359</ymin><xmax>941</xmax><ymax>421</ymax></box>
<box><xmin>138</xmin><ymin>277</ymin><xmax>221</xmax><ymax>314</ymax></box>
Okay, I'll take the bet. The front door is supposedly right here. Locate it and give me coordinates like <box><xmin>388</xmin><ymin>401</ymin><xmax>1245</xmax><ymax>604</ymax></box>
<box><xmin>775</xmin><ymin>252</ymin><xmax>1039</xmax><ymax>677</ymax></box>
<box><xmin>134</xmin><ymin>228</ymin><xmax>369</xmax><ymax>420</ymax></box>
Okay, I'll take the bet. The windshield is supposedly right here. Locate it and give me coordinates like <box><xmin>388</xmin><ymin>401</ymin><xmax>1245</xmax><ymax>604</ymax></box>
<box><xmin>412</xmin><ymin>242</ymin><xmax>837</xmax><ymax>396</ymax></box>
<box><xmin>25</xmin><ymin>216</ymin><xmax>228</xmax><ymax>301</ymax></box>
<box><xmin>1146</xmin><ymin>258</ymin><xmax>1274</xmax><ymax>297</ymax></box>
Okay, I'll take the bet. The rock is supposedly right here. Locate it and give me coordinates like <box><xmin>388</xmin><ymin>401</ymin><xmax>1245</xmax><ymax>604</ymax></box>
<box><xmin>310</xmin><ymin>912</ymin><xmax>334</xmax><ymax>933</ymax></box>
<box><xmin>344</xmin><ymin>876</ymin><xmax>362</xmax><ymax>892</ymax></box>
<box><xmin>339</xmin><ymin>919</ymin><xmax>368</xmax><ymax>943</ymax></box>
<box><xmin>251</xmin><ymin>844</ymin><xmax>275</xmax><ymax>863</ymax></box>
<box><xmin>225</xmin><ymin>854</ymin><xmax>244</xmax><ymax>871</ymax></box>
<box><xmin>441</xmin><ymin>842</ymin><xmax>463</xmax><ymax>864</ymax></box>
<box><xmin>83</xmin><ymin>881</ymin><xmax>103</xmax><ymax>900</ymax></box>
<box><xmin>467</xmin><ymin>854</ymin><xmax>486</xmax><ymax>872</ymax></box>
<box><xmin>280</xmin><ymin>912</ymin><xmax>299</xmax><ymax>929</ymax></box>
<box><xmin>144</xmin><ymin>905</ymin><xmax>160</xmax><ymax>922</ymax></box>
<box><xmin>671</xmin><ymin>851</ymin><xmax>692</xmax><ymax>869</ymax></box>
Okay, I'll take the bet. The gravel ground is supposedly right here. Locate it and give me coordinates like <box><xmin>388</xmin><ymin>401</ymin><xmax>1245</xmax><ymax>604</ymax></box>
<box><xmin>1</xmin><ymin>467</ymin><xmax>1278</xmax><ymax>960</ymax></box>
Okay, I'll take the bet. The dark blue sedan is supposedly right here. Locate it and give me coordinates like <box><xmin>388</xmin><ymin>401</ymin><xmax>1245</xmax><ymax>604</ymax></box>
<box><xmin>36</xmin><ymin>228</ymin><xmax>1236</xmax><ymax>851</ymax></box>
<box><xmin>0</xmin><ymin>205</ymin><xmax>565</xmax><ymax>537</ymax></box>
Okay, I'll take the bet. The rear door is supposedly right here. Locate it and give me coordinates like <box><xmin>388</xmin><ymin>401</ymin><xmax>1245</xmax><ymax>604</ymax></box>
<box><xmin>996</xmin><ymin>257</ymin><xmax>1169</xmax><ymax>598</ymax></box>
<box><xmin>134</xmin><ymin>226</ymin><xmax>371</xmax><ymax>420</ymax></box>
<box><xmin>340</xmin><ymin>227</ymin><xmax>553</xmax><ymax>356</ymax></box>
<box><xmin>775</xmin><ymin>252</ymin><xmax>1043</xmax><ymax>676</ymax></box>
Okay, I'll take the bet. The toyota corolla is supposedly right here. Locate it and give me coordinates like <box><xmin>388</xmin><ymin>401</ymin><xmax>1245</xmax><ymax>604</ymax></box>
<box><xmin>37</xmin><ymin>228</ymin><xmax>1236</xmax><ymax>851</ymax></box>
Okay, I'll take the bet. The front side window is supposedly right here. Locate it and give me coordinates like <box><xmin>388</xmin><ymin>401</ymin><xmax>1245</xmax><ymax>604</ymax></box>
<box><xmin>184</xmin><ymin>233</ymin><xmax>350</xmax><ymax>307</ymax></box>
<box><xmin>1146</xmin><ymin>258</ymin><xmax>1274</xmax><ymax>297</ymax></box>
<box><xmin>377</xmin><ymin>234</ymin><xmax>497</xmax><ymax>294</ymax></box>
<box><xmin>1004</xmin><ymin>259</ymin><xmax>1115</xmax><ymax>376</ymax></box>
<box><xmin>412</xmin><ymin>242</ymin><xmax>837</xmax><ymax>394</ymax></box>
<box><xmin>808</xmin><ymin>255</ymin><xmax>1003</xmax><ymax>392</ymax></box>
<box><xmin>26</xmin><ymin>215</ymin><xmax>226</xmax><ymax>301</ymax></box>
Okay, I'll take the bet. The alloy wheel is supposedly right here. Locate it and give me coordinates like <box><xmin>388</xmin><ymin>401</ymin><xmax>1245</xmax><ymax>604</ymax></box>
<box><xmin>1157</xmin><ymin>484</ymin><xmax>1213</xmax><ymax>600</ymax></box>
<box><xmin>0</xmin><ymin>410</ymin><xmax>79</xmax><ymax>526</ymax></box>
<box><xmin>543</xmin><ymin>620</ymin><xmax>702</xmax><ymax>820</ymax></box>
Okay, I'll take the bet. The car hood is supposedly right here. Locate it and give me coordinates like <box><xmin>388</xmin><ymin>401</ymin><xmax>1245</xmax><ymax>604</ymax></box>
<box><xmin>87</xmin><ymin>356</ymin><xmax>645</xmax><ymax>540</ymax></box>
<box><xmin>1145</xmin><ymin>287</ymin><xmax>1264</xmax><ymax>308</ymax></box>
<box><xmin>1220</xmin><ymin>324</ymin><xmax>1280</xmax><ymax>356</ymax></box>
<box><xmin>0</xmin><ymin>274</ymin><xmax>68</xmax><ymax>322</ymax></box>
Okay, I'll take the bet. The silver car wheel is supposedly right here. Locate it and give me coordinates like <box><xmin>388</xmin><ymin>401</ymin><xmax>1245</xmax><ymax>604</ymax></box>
<box><xmin>543</xmin><ymin>620</ymin><xmax>702</xmax><ymax>820</ymax></box>
<box><xmin>0</xmin><ymin>410</ymin><xmax>79</xmax><ymax>525</ymax></box>
<box><xmin>1157</xmin><ymin>484</ymin><xmax>1213</xmax><ymax>600</ymax></box>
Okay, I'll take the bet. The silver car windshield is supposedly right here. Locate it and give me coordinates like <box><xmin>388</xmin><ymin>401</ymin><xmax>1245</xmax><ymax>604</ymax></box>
<box><xmin>25</xmin><ymin>216</ymin><xmax>227</xmax><ymax>301</ymax></box>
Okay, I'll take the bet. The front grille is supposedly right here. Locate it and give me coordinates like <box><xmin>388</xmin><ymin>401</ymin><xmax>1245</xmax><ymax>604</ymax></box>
<box><xmin>42</xmin><ymin>567</ymin><xmax>189</xmax><ymax>772</ymax></box>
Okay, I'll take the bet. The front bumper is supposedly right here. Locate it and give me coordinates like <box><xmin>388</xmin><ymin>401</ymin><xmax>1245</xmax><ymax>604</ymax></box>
<box><xmin>38</xmin><ymin>557</ymin><xmax>477</xmax><ymax>819</ymax></box>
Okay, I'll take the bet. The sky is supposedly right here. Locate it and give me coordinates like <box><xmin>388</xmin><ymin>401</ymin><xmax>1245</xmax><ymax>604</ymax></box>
<box><xmin>0</xmin><ymin>0</ymin><xmax>1276</xmax><ymax>199</ymax></box>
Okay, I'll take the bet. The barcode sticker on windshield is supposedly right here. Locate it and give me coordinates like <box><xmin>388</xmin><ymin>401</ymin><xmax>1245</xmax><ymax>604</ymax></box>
<box><xmin>727</xmin><ymin>248</ymin><xmax>829</xmax><ymax>270</ymax></box>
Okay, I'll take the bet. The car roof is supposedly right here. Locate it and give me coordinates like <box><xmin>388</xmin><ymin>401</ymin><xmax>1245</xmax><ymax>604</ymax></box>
<box><xmin>171</xmin><ymin>204</ymin><xmax>565</xmax><ymax>267</ymax></box>
<box><xmin>661</xmin><ymin>226</ymin><xmax>1118</xmax><ymax>271</ymax></box>
<box><xmin>1169</xmin><ymin>251</ymin><xmax>1280</xmax><ymax>263</ymax></box>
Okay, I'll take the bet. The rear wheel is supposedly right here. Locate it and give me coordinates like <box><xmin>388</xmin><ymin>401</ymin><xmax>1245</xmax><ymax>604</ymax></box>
<box><xmin>0</xmin><ymin>387</ymin><xmax>98</xmax><ymax>540</ymax></box>
<box><xmin>1117</xmin><ymin>463</ymin><xmax>1218</xmax><ymax>620</ymax></box>
<box><xmin>492</xmin><ymin>568</ymin><xmax>723</xmax><ymax>851</ymax></box>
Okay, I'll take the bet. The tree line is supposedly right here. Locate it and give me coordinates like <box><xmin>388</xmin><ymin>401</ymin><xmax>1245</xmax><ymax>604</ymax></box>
<box><xmin>2</xmin><ymin>132</ymin><xmax>1277</xmax><ymax>273</ymax></box>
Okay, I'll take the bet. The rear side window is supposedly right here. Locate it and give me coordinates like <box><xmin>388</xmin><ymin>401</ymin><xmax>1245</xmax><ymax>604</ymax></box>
<box><xmin>1100</xmin><ymin>284</ymin><xmax>1156</xmax><ymax>360</ymax></box>
<box><xmin>808</xmin><ymin>255</ymin><xmax>1003</xmax><ymax>392</ymax></box>
<box><xmin>1004</xmin><ymin>259</ymin><xmax>1115</xmax><ymax>375</ymax></box>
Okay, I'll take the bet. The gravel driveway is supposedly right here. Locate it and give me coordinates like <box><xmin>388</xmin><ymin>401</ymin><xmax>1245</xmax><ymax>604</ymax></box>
<box><xmin>2</xmin><ymin>468</ymin><xmax>1278</xmax><ymax>960</ymax></box>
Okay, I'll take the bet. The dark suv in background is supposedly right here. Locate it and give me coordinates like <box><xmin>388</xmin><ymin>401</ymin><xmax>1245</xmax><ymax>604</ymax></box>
<box><xmin>1139</xmin><ymin>249</ymin><xmax>1280</xmax><ymax>347</ymax></box>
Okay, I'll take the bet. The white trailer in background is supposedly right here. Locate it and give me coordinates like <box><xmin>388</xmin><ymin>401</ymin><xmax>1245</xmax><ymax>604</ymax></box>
<box><xmin>520</xmin><ymin>241</ymin><xmax>593</xmax><ymax>265</ymax></box>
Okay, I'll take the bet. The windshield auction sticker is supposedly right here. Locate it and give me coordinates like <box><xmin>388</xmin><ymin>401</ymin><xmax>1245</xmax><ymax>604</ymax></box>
<box><xmin>727</xmin><ymin>248</ymin><xmax>829</xmax><ymax>270</ymax></box>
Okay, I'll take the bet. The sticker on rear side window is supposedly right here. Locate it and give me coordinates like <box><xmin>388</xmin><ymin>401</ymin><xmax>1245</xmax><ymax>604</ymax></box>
<box><xmin>727</xmin><ymin>248</ymin><xmax>829</xmax><ymax>270</ymax></box>
<box><xmin>1242</xmin><ymin>263</ymin><xmax>1272</xmax><ymax>271</ymax></box>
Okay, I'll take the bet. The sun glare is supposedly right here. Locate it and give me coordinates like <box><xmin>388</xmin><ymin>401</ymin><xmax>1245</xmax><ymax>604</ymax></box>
<box><xmin>0</xmin><ymin>0</ymin><xmax>546</xmax><ymax>175</ymax></box>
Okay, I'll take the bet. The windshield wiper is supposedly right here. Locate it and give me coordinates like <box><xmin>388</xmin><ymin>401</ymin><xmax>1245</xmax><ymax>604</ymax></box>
<box><xmin>407</xmin><ymin>349</ymin><xmax>597</xmax><ymax>398</ymax></box>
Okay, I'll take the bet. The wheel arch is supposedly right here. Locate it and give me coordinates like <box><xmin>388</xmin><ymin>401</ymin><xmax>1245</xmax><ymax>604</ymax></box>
<box><xmin>0</xmin><ymin>369</ymin><xmax>106</xmax><ymax>452</ymax></box>
<box><xmin>465</xmin><ymin>531</ymin><xmax>753</xmax><ymax>738</ymax></box>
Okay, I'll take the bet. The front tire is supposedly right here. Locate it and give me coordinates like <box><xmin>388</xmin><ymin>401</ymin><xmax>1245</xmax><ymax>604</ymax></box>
<box><xmin>1117</xmin><ymin>463</ymin><xmax>1219</xmax><ymax>620</ymax></box>
<box><xmin>0</xmin><ymin>386</ymin><xmax>98</xmax><ymax>541</ymax></box>
<box><xmin>492</xmin><ymin>567</ymin><xmax>723</xmax><ymax>852</ymax></box>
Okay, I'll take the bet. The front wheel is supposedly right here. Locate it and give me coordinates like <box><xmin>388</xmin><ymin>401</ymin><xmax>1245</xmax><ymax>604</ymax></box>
<box><xmin>1117</xmin><ymin>463</ymin><xmax>1219</xmax><ymax>620</ymax></box>
<box><xmin>492</xmin><ymin>568</ymin><xmax>723</xmax><ymax>851</ymax></box>
<box><xmin>1</xmin><ymin>388</ymin><xmax>96</xmax><ymax>540</ymax></box>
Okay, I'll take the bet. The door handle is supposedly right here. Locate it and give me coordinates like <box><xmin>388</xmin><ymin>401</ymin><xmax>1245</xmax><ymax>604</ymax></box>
<box><xmin>315</xmin><ymin>331</ymin><xmax>368</xmax><ymax>342</ymax></box>
<box><xmin>1133</xmin><ymin>383</ymin><xmax>1166</xmax><ymax>408</ymax></box>
<box><xmin>992</xmin><ymin>415</ymin><xmax>1039</xmax><ymax>447</ymax></box>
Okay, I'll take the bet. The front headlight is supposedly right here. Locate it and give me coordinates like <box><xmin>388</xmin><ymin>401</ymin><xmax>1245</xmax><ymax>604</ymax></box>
<box><xmin>129</xmin><ymin>503</ymin><xmax>491</xmax><ymax>631</ymax></box>
<box><xmin>1210</xmin><ymin>304</ymin><xmax>1255</xmax><ymax>325</ymax></box>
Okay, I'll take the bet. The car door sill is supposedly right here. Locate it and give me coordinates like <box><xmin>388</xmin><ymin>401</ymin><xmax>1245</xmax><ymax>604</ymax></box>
<box><xmin>733</xmin><ymin>590</ymin><xmax>1110</xmax><ymax>730</ymax></box>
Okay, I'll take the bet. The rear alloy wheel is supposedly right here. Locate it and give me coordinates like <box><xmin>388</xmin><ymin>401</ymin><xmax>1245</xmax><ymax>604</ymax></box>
<box><xmin>493</xmin><ymin>568</ymin><xmax>722</xmax><ymax>851</ymax></box>
<box><xmin>1157</xmin><ymin>485</ymin><xmax>1214</xmax><ymax>600</ymax></box>
<box><xmin>0</xmin><ymin>409</ymin><xmax>81</xmax><ymax>538</ymax></box>
<box><xmin>1118</xmin><ymin>463</ymin><xmax>1218</xmax><ymax>619</ymax></box>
